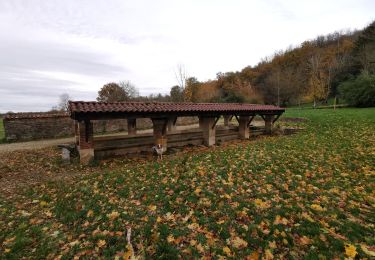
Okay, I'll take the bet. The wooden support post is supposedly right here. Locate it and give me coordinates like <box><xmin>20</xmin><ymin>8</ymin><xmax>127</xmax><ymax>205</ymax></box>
<box><xmin>167</xmin><ymin>117</ymin><xmax>177</xmax><ymax>132</ymax></box>
<box><xmin>78</xmin><ymin>120</ymin><xmax>94</xmax><ymax>165</ymax></box>
<box><xmin>152</xmin><ymin>118</ymin><xmax>168</xmax><ymax>151</ymax></box>
<box><xmin>264</xmin><ymin>115</ymin><xmax>274</xmax><ymax>135</ymax></box>
<box><xmin>239</xmin><ymin>116</ymin><xmax>250</xmax><ymax>139</ymax></box>
<box><xmin>199</xmin><ymin>116</ymin><xmax>216</xmax><ymax>146</ymax></box>
<box><xmin>127</xmin><ymin>118</ymin><xmax>137</xmax><ymax>135</ymax></box>
<box><xmin>74</xmin><ymin>121</ymin><xmax>79</xmax><ymax>145</ymax></box>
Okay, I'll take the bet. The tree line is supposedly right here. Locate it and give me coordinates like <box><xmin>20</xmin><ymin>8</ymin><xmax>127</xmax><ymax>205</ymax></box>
<box><xmin>181</xmin><ymin>20</ymin><xmax>374</xmax><ymax>107</ymax></box>
<box><xmin>54</xmin><ymin>20</ymin><xmax>374</xmax><ymax>111</ymax></box>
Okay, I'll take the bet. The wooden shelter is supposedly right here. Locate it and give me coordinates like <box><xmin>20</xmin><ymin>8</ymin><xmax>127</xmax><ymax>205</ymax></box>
<box><xmin>69</xmin><ymin>101</ymin><xmax>285</xmax><ymax>164</ymax></box>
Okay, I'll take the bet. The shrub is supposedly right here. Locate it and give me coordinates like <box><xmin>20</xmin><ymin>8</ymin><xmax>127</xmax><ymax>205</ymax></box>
<box><xmin>339</xmin><ymin>72</ymin><xmax>375</xmax><ymax>107</ymax></box>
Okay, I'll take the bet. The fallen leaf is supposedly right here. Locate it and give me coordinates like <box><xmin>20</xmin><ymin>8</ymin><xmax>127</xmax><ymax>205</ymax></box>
<box><xmin>97</xmin><ymin>239</ymin><xmax>106</xmax><ymax>248</ymax></box>
<box><xmin>148</xmin><ymin>205</ymin><xmax>157</xmax><ymax>211</ymax></box>
<box><xmin>223</xmin><ymin>246</ymin><xmax>232</xmax><ymax>256</ymax></box>
<box><xmin>107</xmin><ymin>211</ymin><xmax>120</xmax><ymax>220</ymax></box>
<box><xmin>360</xmin><ymin>244</ymin><xmax>375</xmax><ymax>257</ymax></box>
<box><xmin>311</xmin><ymin>204</ymin><xmax>324</xmax><ymax>211</ymax></box>
<box><xmin>246</xmin><ymin>251</ymin><xmax>259</xmax><ymax>260</ymax></box>
<box><xmin>231</xmin><ymin>236</ymin><xmax>248</xmax><ymax>249</ymax></box>
<box><xmin>264</xmin><ymin>249</ymin><xmax>274</xmax><ymax>260</ymax></box>
<box><xmin>344</xmin><ymin>243</ymin><xmax>357</xmax><ymax>258</ymax></box>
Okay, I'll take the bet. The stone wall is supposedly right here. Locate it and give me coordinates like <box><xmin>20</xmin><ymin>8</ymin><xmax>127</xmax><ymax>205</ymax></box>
<box><xmin>3</xmin><ymin>112</ymin><xmax>198</xmax><ymax>142</ymax></box>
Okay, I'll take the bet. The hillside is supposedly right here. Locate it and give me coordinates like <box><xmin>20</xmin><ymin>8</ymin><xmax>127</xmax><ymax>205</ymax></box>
<box><xmin>183</xmin><ymin>21</ymin><xmax>375</xmax><ymax>107</ymax></box>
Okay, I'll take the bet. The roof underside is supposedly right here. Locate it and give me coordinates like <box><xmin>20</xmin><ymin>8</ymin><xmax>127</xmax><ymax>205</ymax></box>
<box><xmin>69</xmin><ymin>101</ymin><xmax>285</xmax><ymax>120</ymax></box>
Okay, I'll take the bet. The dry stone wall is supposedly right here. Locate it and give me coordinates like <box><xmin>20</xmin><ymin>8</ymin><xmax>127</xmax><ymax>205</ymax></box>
<box><xmin>4</xmin><ymin>113</ymin><xmax>198</xmax><ymax>141</ymax></box>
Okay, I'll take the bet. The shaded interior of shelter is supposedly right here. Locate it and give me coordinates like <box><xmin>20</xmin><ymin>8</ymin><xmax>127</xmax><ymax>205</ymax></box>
<box><xmin>93</xmin><ymin>118</ymin><xmax>264</xmax><ymax>159</ymax></box>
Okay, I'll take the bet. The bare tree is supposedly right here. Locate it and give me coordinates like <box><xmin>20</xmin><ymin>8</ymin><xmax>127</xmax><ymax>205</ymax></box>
<box><xmin>175</xmin><ymin>64</ymin><xmax>187</xmax><ymax>90</ymax></box>
<box><xmin>57</xmin><ymin>93</ymin><xmax>71</xmax><ymax>112</ymax></box>
<box><xmin>119</xmin><ymin>81</ymin><xmax>139</xmax><ymax>99</ymax></box>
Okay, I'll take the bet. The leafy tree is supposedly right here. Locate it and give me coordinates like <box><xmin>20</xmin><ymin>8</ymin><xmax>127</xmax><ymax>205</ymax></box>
<box><xmin>170</xmin><ymin>85</ymin><xmax>184</xmax><ymax>102</ymax></box>
<box><xmin>97</xmin><ymin>82</ymin><xmax>138</xmax><ymax>102</ymax></box>
<box><xmin>184</xmin><ymin>77</ymin><xmax>201</xmax><ymax>102</ymax></box>
<box><xmin>339</xmin><ymin>72</ymin><xmax>375</xmax><ymax>107</ymax></box>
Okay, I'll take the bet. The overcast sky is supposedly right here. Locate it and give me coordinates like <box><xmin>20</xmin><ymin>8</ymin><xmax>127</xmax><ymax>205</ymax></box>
<box><xmin>0</xmin><ymin>0</ymin><xmax>374</xmax><ymax>112</ymax></box>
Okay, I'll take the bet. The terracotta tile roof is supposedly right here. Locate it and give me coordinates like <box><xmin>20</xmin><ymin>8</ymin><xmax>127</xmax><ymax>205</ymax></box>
<box><xmin>4</xmin><ymin>112</ymin><xmax>69</xmax><ymax>120</ymax></box>
<box><xmin>69</xmin><ymin>101</ymin><xmax>285</xmax><ymax>114</ymax></box>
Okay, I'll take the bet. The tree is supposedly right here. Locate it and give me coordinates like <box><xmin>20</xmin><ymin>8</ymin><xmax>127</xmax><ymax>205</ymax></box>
<box><xmin>119</xmin><ymin>81</ymin><xmax>139</xmax><ymax>99</ymax></box>
<box><xmin>339</xmin><ymin>72</ymin><xmax>375</xmax><ymax>107</ymax></box>
<box><xmin>170</xmin><ymin>85</ymin><xmax>184</xmax><ymax>102</ymax></box>
<box><xmin>184</xmin><ymin>77</ymin><xmax>201</xmax><ymax>102</ymax></box>
<box><xmin>52</xmin><ymin>93</ymin><xmax>71</xmax><ymax>112</ymax></box>
<box><xmin>352</xmin><ymin>21</ymin><xmax>375</xmax><ymax>74</ymax></box>
<box><xmin>175</xmin><ymin>64</ymin><xmax>187</xmax><ymax>90</ymax></box>
<box><xmin>97</xmin><ymin>81</ymin><xmax>138</xmax><ymax>102</ymax></box>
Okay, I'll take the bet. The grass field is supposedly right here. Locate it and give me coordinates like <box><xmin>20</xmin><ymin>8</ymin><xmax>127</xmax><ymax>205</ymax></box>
<box><xmin>0</xmin><ymin>108</ymin><xmax>374</xmax><ymax>259</ymax></box>
<box><xmin>0</xmin><ymin>119</ymin><xmax>4</xmax><ymax>142</ymax></box>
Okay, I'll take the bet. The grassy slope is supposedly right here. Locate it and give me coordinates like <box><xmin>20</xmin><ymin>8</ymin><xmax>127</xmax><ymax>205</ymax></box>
<box><xmin>0</xmin><ymin>108</ymin><xmax>374</xmax><ymax>259</ymax></box>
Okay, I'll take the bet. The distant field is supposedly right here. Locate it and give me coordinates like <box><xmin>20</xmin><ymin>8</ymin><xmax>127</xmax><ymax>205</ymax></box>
<box><xmin>0</xmin><ymin>119</ymin><xmax>4</xmax><ymax>142</ymax></box>
<box><xmin>0</xmin><ymin>108</ymin><xmax>374</xmax><ymax>259</ymax></box>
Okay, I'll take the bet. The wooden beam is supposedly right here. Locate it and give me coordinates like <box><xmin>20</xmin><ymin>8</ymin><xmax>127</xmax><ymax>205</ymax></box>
<box><xmin>212</xmin><ymin>116</ymin><xmax>220</xmax><ymax>129</ymax></box>
<box><xmin>234</xmin><ymin>115</ymin><xmax>240</xmax><ymax>124</ymax></box>
<box><xmin>247</xmin><ymin>116</ymin><xmax>255</xmax><ymax>128</ymax></box>
<box><xmin>272</xmin><ymin>114</ymin><xmax>282</xmax><ymax>124</ymax></box>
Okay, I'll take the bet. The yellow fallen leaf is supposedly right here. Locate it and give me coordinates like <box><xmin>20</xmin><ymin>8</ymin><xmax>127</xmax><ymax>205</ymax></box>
<box><xmin>167</xmin><ymin>235</ymin><xmax>175</xmax><ymax>243</ymax></box>
<box><xmin>311</xmin><ymin>204</ymin><xmax>324</xmax><ymax>211</ymax></box>
<box><xmin>264</xmin><ymin>249</ymin><xmax>274</xmax><ymax>260</ymax></box>
<box><xmin>223</xmin><ymin>246</ymin><xmax>232</xmax><ymax>256</ymax></box>
<box><xmin>269</xmin><ymin>241</ymin><xmax>277</xmax><ymax>249</ymax></box>
<box><xmin>97</xmin><ymin>239</ymin><xmax>106</xmax><ymax>248</ymax></box>
<box><xmin>299</xmin><ymin>236</ymin><xmax>311</xmax><ymax>245</ymax></box>
<box><xmin>190</xmin><ymin>239</ymin><xmax>197</xmax><ymax>246</ymax></box>
<box><xmin>87</xmin><ymin>210</ymin><xmax>94</xmax><ymax>217</ymax></box>
<box><xmin>194</xmin><ymin>188</ymin><xmax>202</xmax><ymax>195</ymax></box>
<box><xmin>40</xmin><ymin>201</ymin><xmax>48</xmax><ymax>207</ymax></box>
<box><xmin>273</xmin><ymin>215</ymin><xmax>288</xmax><ymax>225</ymax></box>
<box><xmin>196</xmin><ymin>243</ymin><xmax>204</xmax><ymax>253</ymax></box>
<box><xmin>360</xmin><ymin>244</ymin><xmax>375</xmax><ymax>257</ymax></box>
<box><xmin>107</xmin><ymin>211</ymin><xmax>120</xmax><ymax>220</ymax></box>
<box><xmin>123</xmin><ymin>243</ymin><xmax>134</xmax><ymax>260</ymax></box>
<box><xmin>301</xmin><ymin>212</ymin><xmax>315</xmax><ymax>222</ymax></box>
<box><xmin>148</xmin><ymin>205</ymin><xmax>157</xmax><ymax>211</ymax></box>
<box><xmin>345</xmin><ymin>243</ymin><xmax>357</xmax><ymax>258</ymax></box>
<box><xmin>231</xmin><ymin>236</ymin><xmax>248</xmax><ymax>249</ymax></box>
<box><xmin>246</xmin><ymin>251</ymin><xmax>259</xmax><ymax>260</ymax></box>
<box><xmin>254</xmin><ymin>199</ymin><xmax>269</xmax><ymax>209</ymax></box>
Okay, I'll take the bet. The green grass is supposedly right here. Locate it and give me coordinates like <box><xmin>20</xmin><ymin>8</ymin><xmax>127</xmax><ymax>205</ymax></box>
<box><xmin>287</xmin><ymin>98</ymin><xmax>348</xmax><ymax>109</ymax></box>
<box><xmin>0</xmin><ymin>108</ymin><xmax>374</xmax><ymax>259</ymax></box>
<box><xmin>0</xmin><ymin>119</ymin><xmax>4</xmax><ymax>142</ymax></box>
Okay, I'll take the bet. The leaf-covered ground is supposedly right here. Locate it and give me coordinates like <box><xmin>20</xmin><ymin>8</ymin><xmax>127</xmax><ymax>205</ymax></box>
<box><xmin>0</xmin><ymin>108</ymin><xmax>374</xmax><ymax>259</ymax></box>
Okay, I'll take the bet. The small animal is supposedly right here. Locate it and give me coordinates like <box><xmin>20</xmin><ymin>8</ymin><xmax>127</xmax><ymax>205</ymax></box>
<box><xmin>152</xmin><ymin>144</ymin><xmax>164</xmax><ymax>160</ymax></box>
